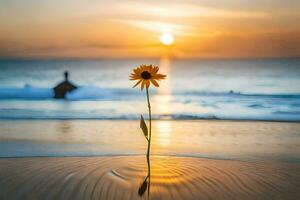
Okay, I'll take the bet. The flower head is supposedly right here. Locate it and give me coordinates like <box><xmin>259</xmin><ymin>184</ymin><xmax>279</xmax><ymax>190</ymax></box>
<box><xmin>130</xmin><ymin>64</ymin><xmax>166</xmax><ymax>90</ymax></box>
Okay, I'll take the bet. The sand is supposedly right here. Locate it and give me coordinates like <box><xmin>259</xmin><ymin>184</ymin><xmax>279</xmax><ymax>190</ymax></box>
<box><xmin>0</xmin><ymin>156</ymin><xmax>299</xmax><ymax>200</ymax></box>
<box><xmin>1</xmin><ymin>120</ymin><xmax>300</xmax><ymax>161</ymax></box>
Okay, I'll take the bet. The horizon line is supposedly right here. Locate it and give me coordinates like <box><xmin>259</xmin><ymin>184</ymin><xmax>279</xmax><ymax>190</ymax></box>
<box><xmin>1</xmin><ymin>56</ymin><xmax>300</xmax><ymax>61</ymax></box>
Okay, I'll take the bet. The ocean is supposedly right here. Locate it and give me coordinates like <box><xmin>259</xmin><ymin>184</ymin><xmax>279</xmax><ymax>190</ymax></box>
<box><xmin>0</xmin><ymin>58</ymin><xmax>300</xmax><ymax>160</ymax></box>
<box><xmin>0</xmin><ymin>58</ymin><xmax>300</xmax><ymax>121</ymax></box>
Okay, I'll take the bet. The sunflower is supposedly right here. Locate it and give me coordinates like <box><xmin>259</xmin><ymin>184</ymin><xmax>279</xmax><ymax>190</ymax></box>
<box><xmin>130</xmin><ymin>64</ymin><xmax>166</xmax><ymax>90</ymax></box>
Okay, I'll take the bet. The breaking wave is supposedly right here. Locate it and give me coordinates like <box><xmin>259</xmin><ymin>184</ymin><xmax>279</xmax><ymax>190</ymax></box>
<box><xmin>0</xmin><ymin>85</ymin><xmax>299</xmax><ymax>100</ymax></box>
<box><xmin>0</xmin><ymin>85</ymin><xmax>299</xmax><ymax>121</ymax></box>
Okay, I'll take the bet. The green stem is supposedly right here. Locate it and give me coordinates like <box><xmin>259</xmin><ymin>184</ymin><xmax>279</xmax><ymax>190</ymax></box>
<box><xmin>146</xmin><ymin>87</ymin><xmax>151</xmax><ymax>159</ymax></box>
<box><xmin>146</xmin><ymin>153</ymin><xmax>151</xmax><ymax>199</ymax></box>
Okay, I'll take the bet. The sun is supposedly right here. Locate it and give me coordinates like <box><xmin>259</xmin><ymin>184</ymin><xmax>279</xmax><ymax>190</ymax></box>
<box><xmin>160</xmin><ymin>33</ymin><xmax>174</xmax><ymax>46</ymax></box>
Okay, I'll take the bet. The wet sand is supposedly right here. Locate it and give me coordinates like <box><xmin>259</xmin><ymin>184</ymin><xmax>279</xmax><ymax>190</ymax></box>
<box><xmin>0</xmin><ymin>156</ymin><xmax>299</xmax><ymax>200</ymax></box>
<box><xmin>1</xmin><ymin>120</ymin><xmax>300</xmax><ymax>161</ymax></box>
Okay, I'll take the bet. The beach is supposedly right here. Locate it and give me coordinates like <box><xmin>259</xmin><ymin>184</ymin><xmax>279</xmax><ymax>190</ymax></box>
<box><xmin>1</xmin><ymin>156</ymin><xmax>300</xmax><ymax>200</ymax></box>
<box><xmin>0</xmin><ymin>120</ymin><xmax>300</xmax><ymax>199</ymax></box>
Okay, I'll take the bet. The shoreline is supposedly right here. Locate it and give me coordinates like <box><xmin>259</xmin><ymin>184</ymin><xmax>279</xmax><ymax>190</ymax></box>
<box><xmin>0</xmin><ymin>118</ymin><xmax>300</xmax><ymax>123</ymax></box>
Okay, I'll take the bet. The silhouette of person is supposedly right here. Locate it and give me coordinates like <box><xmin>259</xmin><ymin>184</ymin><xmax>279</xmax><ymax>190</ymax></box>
<box><xmin>53</xmin><ymin>71</ymin><xmax>77</xmax><ymax>99</ymax></box>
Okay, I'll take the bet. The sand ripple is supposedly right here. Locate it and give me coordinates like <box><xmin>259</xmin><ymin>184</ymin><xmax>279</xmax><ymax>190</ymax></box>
<box><xmin>0</xmin><ymin>156</ymin><xmax>300</xmax><ymax>200</ymax></box>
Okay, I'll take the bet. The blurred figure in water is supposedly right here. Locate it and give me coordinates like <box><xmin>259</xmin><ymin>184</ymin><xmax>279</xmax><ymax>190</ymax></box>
<box><xmin>53</xmin><ymin>71</ymin><xmax>77</xmax><ymax>99</ymax></box>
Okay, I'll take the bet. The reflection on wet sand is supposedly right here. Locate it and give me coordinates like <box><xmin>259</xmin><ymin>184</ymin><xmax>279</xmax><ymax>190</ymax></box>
<box><xmin>138</xmin><ymin>156</ymin><xmax>151</xmax><ymax>198</ymax></box>
<box><xmin>1</xmin><ymin>156</ymin><xmax>299</xmax><ymax>200</ymax></box>
<box><xmin>1</xmin><ymin>120</ymin><xmax>300</xmax><ymax>161</ymax></box>
<box><xmin>57</xmin><ymin>120</ymin><xmax>73</xmax><ymax>142</ymax></box>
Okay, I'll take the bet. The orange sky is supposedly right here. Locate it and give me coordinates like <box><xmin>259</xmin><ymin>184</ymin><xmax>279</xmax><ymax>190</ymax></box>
<box><xmin>0</xmin><ymin>0</ymin><xmax>300</xmax><ymax>59</ymax></box>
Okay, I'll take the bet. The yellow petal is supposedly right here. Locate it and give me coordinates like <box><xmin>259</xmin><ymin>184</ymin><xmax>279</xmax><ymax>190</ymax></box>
<box><xmin>130</xmin><ymin>74</ymin><xmax>140</xmax><ymax>79</ymax></box>
<box><xmin>154</xmin><ymin>74</ymin><xmax>166</xmax><ymax>80</ymax></box>
<box><xmin>146</xmin><ymin>80</ymin><xmax>150</xmax><ymax>88</ymax></box>
<box><xmin>133</xmin><ymin>79</ymin><xmax>142</xmax><ymax>88</ymax></box>
<box><xmin>150</xmin><ymin>79</ymin><xmax>159</xmax><ymax>87</ymax></box>
<box><xmin>141</xmin><ymin>80</ymin><xmax>145</xmax><ymax>90</ymax></box>
<box><xmin>129</xmin><ymin>77</ymin><xmax>139</xmax><ymax>80</ymax></box>
<box><xmin>141</xmin><ymin>65</ymin><xmax>147</xmax><ymax>71</ymax></box>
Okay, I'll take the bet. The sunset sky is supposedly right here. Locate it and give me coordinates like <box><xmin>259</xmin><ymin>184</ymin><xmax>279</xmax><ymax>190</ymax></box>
<box><xmin>0</xmin><ymin>0</ymin><xmax>300</xmax><ymax>59</ymax></box>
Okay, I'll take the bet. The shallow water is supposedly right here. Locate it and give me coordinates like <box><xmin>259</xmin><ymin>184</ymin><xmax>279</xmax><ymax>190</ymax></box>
<box><xmin>0</xmin><ymin>58</ymin><xmax>300</xmax><ymax>121</ymax></box>
<box><xmin>1</xmin><ymin>120</ymin><xmax>299</xmax><ymax>163</ymax></box>
<box><xmin>0</xmin><ymin>156</ymin><xmax>299</xmax><ymax>200</ymax></box>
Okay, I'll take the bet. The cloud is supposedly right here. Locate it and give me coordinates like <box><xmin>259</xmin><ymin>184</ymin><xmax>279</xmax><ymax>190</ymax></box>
<box><xmin>113</xmin><ymin>19</ymin><xmax>195</xmax><ymax>36</ymax></box>
<box><xmin>117</xmin><ymin>2</ymin><xmax>270</xmax><ymax>19</ymax></box>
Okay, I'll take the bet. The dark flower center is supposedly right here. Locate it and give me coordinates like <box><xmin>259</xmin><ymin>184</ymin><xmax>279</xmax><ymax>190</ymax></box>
<box><xmin>141</xmin><ymin>71</ymin><xmax>151</xmax><ymax>79</ymax></box>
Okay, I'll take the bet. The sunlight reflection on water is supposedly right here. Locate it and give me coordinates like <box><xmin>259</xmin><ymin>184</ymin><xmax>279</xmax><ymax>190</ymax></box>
<box><xmin>0</xmin><ymin>120</ymin><xmax>299</xmax><ymax>163</ymax></box>
<box><xmin>155</xmin><ymin>121</ymin><xmax>172</xmax><ymax>147</ymax></box>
